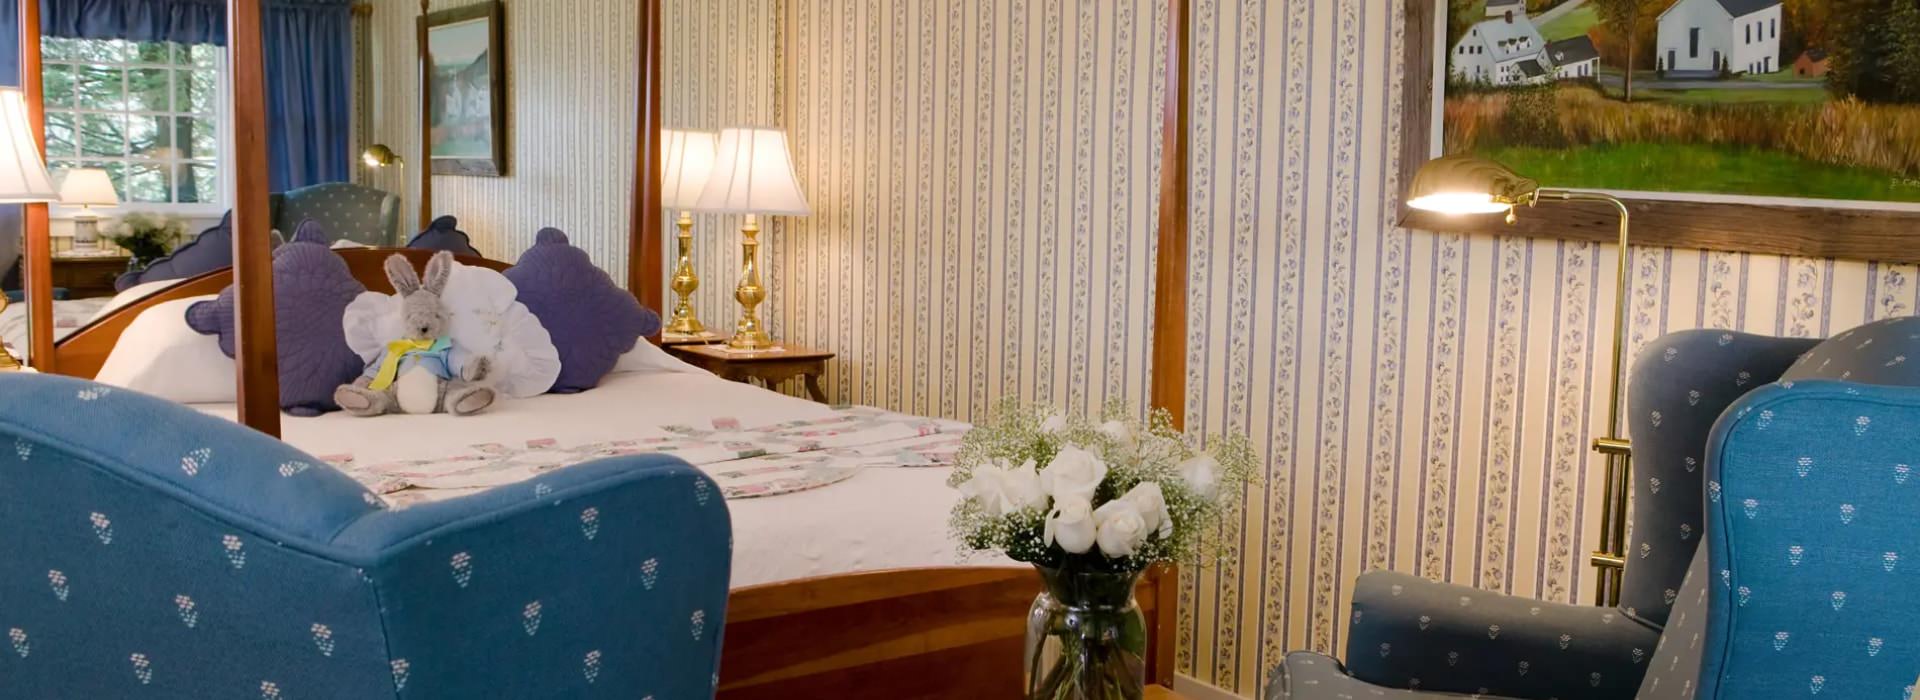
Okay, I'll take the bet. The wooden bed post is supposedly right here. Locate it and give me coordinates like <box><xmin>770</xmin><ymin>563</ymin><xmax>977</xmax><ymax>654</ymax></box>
<box><xmin>1148</xmin><ymin>0</ymin><xmax>1192</xmax><ymax>687</ymax></box>
<box><xmin>416</xmin><ymin>0</ymin><xmax>432</xmax><ymax>229</ymax></box>
<box><xmin>19</xmin><ymin>0</ymin><xmax>52</xmax><ymax>372</ymax></box>
<box><xmin>228</xmin><ymin>0</ymin><xmax>281</xmax><ymax>437</ymax></box>
<box><xmin>627</xmin><ymin>0</ymin><xmax>664</xmax><ymax>308</ymax></box>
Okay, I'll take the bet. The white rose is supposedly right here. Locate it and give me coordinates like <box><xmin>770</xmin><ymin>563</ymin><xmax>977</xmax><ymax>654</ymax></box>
<box><xmin>959</xmin><ymin>459</ymin><xmax>1048</xmax><ymax>516</ymax></box>
<box><xmin>1040</xmin><ymin>445</ymin><xmax>1109</xmax><ymax>502</ymax></box>
<box><xmin>1093</xmin><ymin>498</ymin><xmax>1150</xmax><ymax>558</ymax></box>
<box><xmin>1045</xmin><ymin>498</ymin><xmax>1097</xmax><ymax>554</ymax></box>
<box><xmin>1124</xmin><ymin>481</ymin><xmax>1173</xmax><ymax>540</ymax></box>
<box><xmin>1040</xmin><ymin>413</ymin><xmax>1069</xmax><ymax>434</ymax></box>
<box><xmin>1098</xmin><ymin>420</ymin><xmax>1133</xmax><ymax>445</ymax></box>
<box><xmin>1177</xmin><ymin>453</ymin><xmax>1221</xmax><ymax>500</ymax></box>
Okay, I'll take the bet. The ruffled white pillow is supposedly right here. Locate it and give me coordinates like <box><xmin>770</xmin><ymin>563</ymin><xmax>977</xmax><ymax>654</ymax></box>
<box><xmin>341</xmin><ymin>264</ymin><xmax>561</xmax><ymax>398</ymax></box>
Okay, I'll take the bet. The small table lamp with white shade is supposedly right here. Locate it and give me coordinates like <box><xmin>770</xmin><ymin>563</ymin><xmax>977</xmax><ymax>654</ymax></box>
<box><xmin>54</xmin><ymin>167</ymin><xmax>119</xmax><ymax>251</ymax></box>
<box><xmin>0</xmin><ymin>87</ymin><xmax>67</xmax><ymax>368</ymax></box>
<box><xmin>693</xmin><ymin>127</ymin><xmax>811</xmax><ymax>351</ymax></box>
<box><xmin>661</xmin><ymin>129</ymin><xmax>717</xmax><ymax>336</ymax></box>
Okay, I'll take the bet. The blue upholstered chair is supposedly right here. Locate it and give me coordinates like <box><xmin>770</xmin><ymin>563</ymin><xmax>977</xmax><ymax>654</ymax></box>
<box><xmin>273</xmin><ymin>182</ymin><xmax>404</xmax><ymax>247</ymax></box>
<box><xmin>1267</xmin><ymin>321</ymin><xmax>1920</xmax><ymax>700</ymax></box>
<box><xmin>0</xmin><ymin>373</ymin><xmax>732</xmax><ymax>698</ymax></box>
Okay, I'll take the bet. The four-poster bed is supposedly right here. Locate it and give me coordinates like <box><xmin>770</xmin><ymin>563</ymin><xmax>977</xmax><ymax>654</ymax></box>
<box><xmin>22</xmin><ymin>0</ymin><xmax>1195</xmax><ymax>696</ymax></box>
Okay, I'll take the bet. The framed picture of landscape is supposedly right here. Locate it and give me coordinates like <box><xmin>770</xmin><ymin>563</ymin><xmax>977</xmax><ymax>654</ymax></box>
<box><xmin>420</xmin><ymin>1</ymin><xmax>506</xmax><ymax>177</ymax></box>
<box><xmin>1400</xmin><ymin>0</ymin><xmax>1920</xmax><ymax>263</ymax></box>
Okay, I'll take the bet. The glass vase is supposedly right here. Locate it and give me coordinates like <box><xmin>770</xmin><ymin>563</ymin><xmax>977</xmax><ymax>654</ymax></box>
<box><xmin>1024</xmin><ymin>565</ymin><xmax>1148</xmax><ymax>700</ymax></box>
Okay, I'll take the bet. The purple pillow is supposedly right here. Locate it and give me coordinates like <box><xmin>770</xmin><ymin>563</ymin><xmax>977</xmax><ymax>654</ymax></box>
<box><xmin>407</xmin><ymin>215</ymin><xmax>483</xmax><ymax>257</ymax></box>
<box><xmin>185</xmin><ymin>221</ymin><xmax>368</xmax><ymax>416</ymax></box>
<box><xmin>504</xmin><ymin>228</ymin><xmax>661</xmax><ymax>393</ymax></box>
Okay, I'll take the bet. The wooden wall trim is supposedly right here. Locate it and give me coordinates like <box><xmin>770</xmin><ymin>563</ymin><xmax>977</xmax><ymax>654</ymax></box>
<box><xmin>627</xmin><ymin>0</ymin><xmax>664</xmax><ymax>309</ymax></box>
<box><xmin>19</xmin><ymin>0</ymin><xmax>51</xmax><ymax>371</ymax></box>
<box><xmin>1147</xmin><ymin>0</ymin><xmax>1192</xmax><ymax>688</ymax></box>
<box><xmin>1398</xmin><ymin>0</ymin><xmax>1920</xmax><ymax>262</ymax></box>
<box><xmin>416</xmin><ymin>0</ymin><xmax>433</xmax><ymax>229</ymax></box>
<box><xmin>228</xmin><ymin>0</ymin><xmax>281</xmax><ymax>437</ymax></box>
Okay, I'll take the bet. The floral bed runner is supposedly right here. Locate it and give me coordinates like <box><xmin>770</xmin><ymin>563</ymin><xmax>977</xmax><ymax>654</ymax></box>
<box><xmin>330</xmin><ymin>407</ymin><xmax>968</xmax><ymax>508</ymax></box>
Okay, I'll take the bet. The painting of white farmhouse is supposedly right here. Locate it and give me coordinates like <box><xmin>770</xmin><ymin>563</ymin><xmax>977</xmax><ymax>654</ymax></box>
<box><xmin>1442</xmin><ymin>0</ymin><xmax>1920</xmax><ymax>204</ymax></box>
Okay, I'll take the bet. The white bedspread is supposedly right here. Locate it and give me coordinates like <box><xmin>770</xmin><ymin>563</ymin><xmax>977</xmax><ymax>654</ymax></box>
<box><xmin>196</xmin><ymin>366</ymin><xmax>1004</xmax><ymax>587</ymax></box>
<box><xmin>0</xmin><ymin>297</ymin><xmax>110</xmax><ymax>361</ymax></box>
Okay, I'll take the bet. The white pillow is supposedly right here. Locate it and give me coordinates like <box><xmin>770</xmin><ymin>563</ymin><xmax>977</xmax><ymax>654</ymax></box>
<box><xmin>94</xmin><ymin>296</ymin><xmax>236</xmax><ymax>404</ymax></box>
<box><xmin>612</xmin><ymin>338</ymin><xmax>710</xmax><ymax>375</ymax></box>
<box><xmin>341</xmin><ymin>264</ymin><xmax>562</xmax><ymax>398</ymax></box>
<box><xmin>88</xmin><ymin>278</ymin><xmax>188</xmax><ymax>324</ymax></box>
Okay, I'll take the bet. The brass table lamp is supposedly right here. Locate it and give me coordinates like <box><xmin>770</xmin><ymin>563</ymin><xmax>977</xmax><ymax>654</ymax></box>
<box><xmin>1407</xmin><ymin>154</ymin><xmax>1635</xmax><ymax>606</ymax></box>
<box><xmin>661</xmin><ymin>129</ymin><xmax>718</xmax><ymax>335</ymax></box>
<box><xmin>692</xmin><ymin>127</ymin><xmax>811</xmax><ymax>350</ymax></box>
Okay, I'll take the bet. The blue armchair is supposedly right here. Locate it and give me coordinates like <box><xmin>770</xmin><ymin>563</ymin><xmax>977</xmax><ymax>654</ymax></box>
<box><xmin>1267</xmin><ymin>329</ymin><xmax>1821</xmax><ymax>699</ymax></box>
<box><xmin>1270</xmin><ymin>378</ymin><xmax>1920</xmax><ymax>700</ymax></box>
<box><xmin>273</xmin><ymin>182</ymin><xmax>404</xmax><ymax>247</ymax></box>
<box><xmin>0</xmin><ymin>373</ymin><xmax>732</xmax><ymax>698</ymax></box>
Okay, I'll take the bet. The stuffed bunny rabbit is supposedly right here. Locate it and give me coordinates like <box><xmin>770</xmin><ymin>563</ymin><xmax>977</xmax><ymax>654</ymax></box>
<box><xmin>334</xmin><ymin>251</ymin><xmax>497</xmax><ymax>416</ymax></box>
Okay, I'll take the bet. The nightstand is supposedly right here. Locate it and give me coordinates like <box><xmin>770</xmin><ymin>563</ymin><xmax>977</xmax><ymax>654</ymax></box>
<box><xmin>51</xmin><ymin>254</ymin><xmax>130</xmax><ymax>299</ymax></box>
<box><xmin>658</xmin><ymin>331</ymin><xmax>726</xmax><ymax>348</ymax></box>
<box><xmin>668</xmin><ymin>343</ymin><xmax>835</xmax><ymax>403</ymax></box>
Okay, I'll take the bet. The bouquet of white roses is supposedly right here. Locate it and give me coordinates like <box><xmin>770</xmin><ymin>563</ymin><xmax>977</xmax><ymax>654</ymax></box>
<box><xmin>948</xmin><ymin>400</ymin><xmax>1257</xmax><ymax>573</ymax></box>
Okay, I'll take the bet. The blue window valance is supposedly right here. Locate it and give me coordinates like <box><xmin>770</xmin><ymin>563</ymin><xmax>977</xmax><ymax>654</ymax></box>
<box><xmin>39</xmin><ymin>0</ymin><xmax>354</xmax><ymax>47</ymax></box>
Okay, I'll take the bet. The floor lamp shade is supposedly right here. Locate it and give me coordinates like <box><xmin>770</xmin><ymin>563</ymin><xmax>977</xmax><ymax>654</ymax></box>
<box><xmin>662</xmin><ymin>130</ymin><xmax>717</xmax><ymax>210</ymax></box>
<box><xmin>0</xmin><ymin>89</ymin><xmax>59</xmax><ymax>203</ymax></box>
<box><xmin>693</xmin><ymin>127</ymin><xmax>810</xmax><ymax>216</ymax></box>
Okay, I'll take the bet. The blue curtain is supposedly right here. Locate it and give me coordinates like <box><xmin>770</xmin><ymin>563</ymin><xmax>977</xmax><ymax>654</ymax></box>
<box><xmin>35</xmin><ymin>0</ymin><xmax>354</xmax><ymax>190</ymax></box>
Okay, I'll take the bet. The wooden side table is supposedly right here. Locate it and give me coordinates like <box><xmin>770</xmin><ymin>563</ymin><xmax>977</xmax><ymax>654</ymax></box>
<box><xmin>668</xmin><ymin>343</ymin><xmax>835</xmax><ymax>403</ymax></box>
<box><xmin>51</xmin><ymin>254</ymin><xmax>131</xmax><ymax>299</ymax></box>
<box><xmin>658</xmin><ymin>331</ymin><xmax>726</xmax><ymax>348</ymax></box>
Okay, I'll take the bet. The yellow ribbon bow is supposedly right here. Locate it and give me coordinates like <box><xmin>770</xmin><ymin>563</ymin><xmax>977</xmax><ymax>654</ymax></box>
<box><xmin>367</xmin><ymin>338</ymin><xmax>440</xmax><ymax>391</ymax></box>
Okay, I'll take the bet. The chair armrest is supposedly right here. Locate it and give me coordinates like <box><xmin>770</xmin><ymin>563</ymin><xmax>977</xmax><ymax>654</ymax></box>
<box><xmin>334</xmin><ymin>453</ymin><xmax>733</xmax><ymax>698</ymax></box>
<box><xmin>1343</xmin><ymin>571</ymin><xmax>1658</xmax><ymax>700</ymax></box>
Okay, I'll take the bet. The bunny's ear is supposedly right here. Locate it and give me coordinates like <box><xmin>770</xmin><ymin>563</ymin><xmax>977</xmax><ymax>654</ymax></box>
<box><xmin>385</xmin><ymin>253</ymin><xmax>420</xmax><ymax>295</ymax></box>
<box><xmin>422</xmin><ymin>250</ymin><xmax>454</xmax><ymax>295</ymax></box>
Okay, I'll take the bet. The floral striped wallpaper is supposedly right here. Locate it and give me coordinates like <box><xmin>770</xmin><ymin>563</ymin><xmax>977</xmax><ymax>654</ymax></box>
<box><xmin>364</xmin><ymin>0</ymin><xmax>1915</xmax><ymax>696</ymax></box>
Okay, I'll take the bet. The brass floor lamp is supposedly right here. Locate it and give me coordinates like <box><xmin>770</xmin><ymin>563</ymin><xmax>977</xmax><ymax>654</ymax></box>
<box><xmin>1407</xmin><ymin>154</ymin><xmax>1635</xmax><ymax>606</ymax></box>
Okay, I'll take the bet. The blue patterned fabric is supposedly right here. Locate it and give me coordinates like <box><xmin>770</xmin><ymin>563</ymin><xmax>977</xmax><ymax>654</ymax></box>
<box><xmin>277</xmin><ymin>183</ymin><xmax>403</xmax><ymax>247</ymax></box>
<box><xmin>1335</xmin><ymin>330</ymin><xmax>1814</xmax><ymax>700</ymax></box>
<box><xmin>0</xmin><ymin>373</ymin><xmax>732</xmax><ymax>698</ymax></box>
<box><xmin>1781</xmin><ymin>315</ymin><xmax>1920</xmax><ymax>386</ymax></box>
<box><xmin>1693</xmin><ymin>381</ymin><xmax>1920</xmax><ymax>699</ymax></box>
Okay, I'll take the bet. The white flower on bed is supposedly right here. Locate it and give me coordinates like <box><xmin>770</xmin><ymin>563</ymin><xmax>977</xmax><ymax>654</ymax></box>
<box><xmin>1044</xmin><ymin>497</ymin><xmax>1096</xmax><ymax>555</ymax></box>
<box><xmin>957</xmin><ymin>459</ymin><xmax>1046</xmax><ymax>517</ymax></box>
<box><xmin>1038</xmin><ymin>445</ymin><xmax>1107</xmax><ymax>503</ymax></box>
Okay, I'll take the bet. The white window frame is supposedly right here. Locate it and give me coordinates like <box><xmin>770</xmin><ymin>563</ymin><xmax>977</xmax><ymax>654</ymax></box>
<box><xmin>41</xmin><ymin>38</ymin><xmax>233</xmax><ymax>220</ymax></box>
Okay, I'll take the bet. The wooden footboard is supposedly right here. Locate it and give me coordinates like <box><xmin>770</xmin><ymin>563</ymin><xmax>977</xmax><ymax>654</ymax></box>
<box><xmin>720</xmin><ymin>566</ymin><xmax>1170</xmax><ymax>699</ymax></box>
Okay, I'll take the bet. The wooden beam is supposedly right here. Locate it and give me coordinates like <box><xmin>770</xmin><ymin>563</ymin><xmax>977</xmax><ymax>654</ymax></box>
<box><xmin>1147</xmin><ymin>0</ymin><xmax>1192</xmax><ymax>687</ymax></box>
<box><xmin>627</xmin><ymin>0</ymin><xmax>664</xmax><ymax>309</ymax></box>
<box><xmin>19</xmin><ymin>0</ymin><xmax>51</xmax><ymax>372</ymax></box>
<box><xmin>416</xmin><ymin>0</ymin><xmax>433</xmax><ymax>229</ymax></box>
<box><xmin>228</xmin><ymin>0</ymin><xmax>280</xmax><ymax>437</ymax></box>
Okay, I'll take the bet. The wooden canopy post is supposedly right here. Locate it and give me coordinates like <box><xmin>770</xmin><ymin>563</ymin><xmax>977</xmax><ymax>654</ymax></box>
<box><xmin>1147</xmin><ymin>0</ymin><xmax>1191</xmax><ymax>687</ymax></box>
<box><xmin>19</xmin><ymin>0</ymin><xmax>51</xmax><ymax>371</ymax></box>
<box><xmin>228</xmin><ymin>0</ymin><xmax>280</xmax><ymax>436</ymax></box>
<box><xmin>626</xmin><ymin>0</ymin><xmax>664</xmax><ymax>308</ymax></box>
<box><xmin>416</xmin><ymin>0</ymin><xmax>432</xmax><ymax>228</ymax></box>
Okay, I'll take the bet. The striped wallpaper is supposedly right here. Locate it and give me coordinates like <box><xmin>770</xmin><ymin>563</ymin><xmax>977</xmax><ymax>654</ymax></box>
<box><xmin>363</xmin><ymin>0</ymin><xmax>1916</xmax><ymax>696</ymax></box>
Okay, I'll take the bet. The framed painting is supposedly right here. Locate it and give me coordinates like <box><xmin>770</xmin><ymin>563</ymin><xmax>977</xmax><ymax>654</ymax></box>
<box><xmin>421</xmin><ymin>1</ymin><xmax>507</xmax><ymax>177</ymax></box>
<box><xmin>1400</xmin><ymin>0</ymin><xmax>1920</xmax><ymax>263</ymax></box>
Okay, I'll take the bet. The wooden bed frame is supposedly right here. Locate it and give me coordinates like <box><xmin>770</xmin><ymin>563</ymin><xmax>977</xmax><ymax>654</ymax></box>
<box><xmin>23</xmin><ymin>1</ymin><xmax>1195</xmax><ymax>696</ymax></box>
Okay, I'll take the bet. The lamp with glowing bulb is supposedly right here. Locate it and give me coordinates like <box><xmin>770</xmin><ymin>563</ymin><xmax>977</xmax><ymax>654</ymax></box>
<box><xmin>53</xmin><ymin>168</ymin><xmax>118</xmax><ymax>250</ymax></box>
<box><xmin>362</xmin><ymin>144</ymin><xmax>404</xmax><ymax>169</ymax></box>
<box><xmin>693</xmin><ymin>127</ymin><xmax>810</xmax><ymax>351</ymax></box>
<box><xmin>661</xmin><ymin>129</ymin><xmax>717</xmax><ymax>336</ymax></box>
<box><xmin>1407</xmin><ymin>154</ymin><xmax>1636</xmax><ymax>606</ymax></box>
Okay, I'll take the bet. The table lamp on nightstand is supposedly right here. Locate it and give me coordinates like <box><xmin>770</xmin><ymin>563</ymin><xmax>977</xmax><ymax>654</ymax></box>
<box><xmin>0</xmin><ymin>88</ymin><xmax>65</xmax><ymax>369</ymax></box>
<box><xmin>693</xmin><ymin>127</ymin><xmax>811</xmax><ymax>351</ymax></box>
<box><xmin>661</xmin><ymin>129</ymin><xmax>717</xmax><ymax>336</ymax></box>
<box><xmin>54</xmin><ymin>168</ymin><xmax>119</xmax><ymax>251</ymax></box>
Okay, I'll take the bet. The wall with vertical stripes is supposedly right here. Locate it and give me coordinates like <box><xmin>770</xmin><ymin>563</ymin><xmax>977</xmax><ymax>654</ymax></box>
<box><xmin>361</xmin><ymin>1</ymin><xmax>1915</xmax><ymax>696</ymax></box>
<box><xmin>765</xmin><ymin>0</ymin><xmax>1910</xmax><ymax>696</ymax></box>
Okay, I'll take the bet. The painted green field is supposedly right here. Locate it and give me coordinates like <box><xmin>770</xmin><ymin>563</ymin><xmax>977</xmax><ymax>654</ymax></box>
<box><xmin>1477</xmin><ymin>143</ymin><xmax>1920</xmax><ymax>203</ymax></box>
<box><xmin>1538</xmin><ymin>4</ymin><xmax>1597</xmax><ymax>41</ymax></box>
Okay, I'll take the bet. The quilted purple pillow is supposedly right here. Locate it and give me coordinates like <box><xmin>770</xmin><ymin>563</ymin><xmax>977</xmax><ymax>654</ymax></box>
<box><xmin>185</xmin><ymin>221</ymin><xmax>368</xmax><ymax>416</ymax></box>
<box><xmin>504</xmin><ymin>228</ymin><xmax>661</xmax><ymax>393</ymax></box>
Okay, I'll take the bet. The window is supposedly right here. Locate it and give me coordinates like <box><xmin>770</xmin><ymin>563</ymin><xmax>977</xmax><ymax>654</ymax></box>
<box><xmin>1690</xmin><ymin>28</ymin><xmax>1700</xmax><ymax>58</ymax></box>
<box><xmin>1745</xmin><ymin>24</ymin><xmax>1752</xmax><ymax>44</ymax></box>
<box><xmin>41</xmin><ymin>37</ymin><xmax>224</xmax><ymax>207</ymax></box>
<box><xmin>1772</xmin><ymin>18</ymin><xmax>1777</xmax><ymax>39</ymax></box>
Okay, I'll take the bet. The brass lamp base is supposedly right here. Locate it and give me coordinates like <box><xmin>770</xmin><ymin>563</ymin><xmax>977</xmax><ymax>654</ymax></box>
<box><xmin>665</xmin><ymin>212</ymin><xmax>705</xmax><ymax>335</ymax></box>
<box><xmin>729</xmin><ymin>214</ymin><xmax>773</xmax><ymax>350</ymax></box>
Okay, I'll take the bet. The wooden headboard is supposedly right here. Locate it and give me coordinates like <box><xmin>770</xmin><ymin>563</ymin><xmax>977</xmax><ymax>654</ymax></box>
<box><xmin>52</xmin><ymin>248</ymin><xmax>512</xmax><ymax>381</ymax></box>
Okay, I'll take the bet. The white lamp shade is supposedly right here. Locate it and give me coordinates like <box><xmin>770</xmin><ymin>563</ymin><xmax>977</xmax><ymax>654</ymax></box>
<box><xmin>55</xmin><ymin>168</ymin><xmax>120</xmax><ymax>208</ymax></box>
<box><xmin>661</xmin><ymin>129</ymin><xmax>716</xmax><ymax>210</ymax></box>
<box><xmin>0</xmin><ymin>89</ymin><xmax>58</xmax><ymax>203</ymax></box>
<box><xmin>693</xmin><ymin>127</ymin><xmax>811</xmax><ymax>216</ymax></box>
